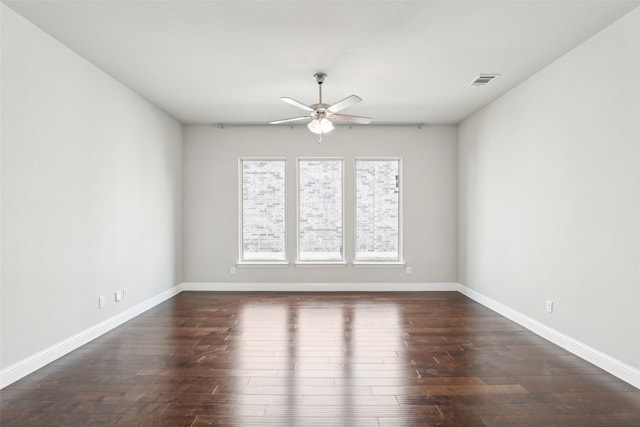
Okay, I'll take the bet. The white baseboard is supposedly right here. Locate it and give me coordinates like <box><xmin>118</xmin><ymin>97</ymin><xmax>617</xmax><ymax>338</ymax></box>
<box><xmin>180</xmin><ymin>282</ymin><xmax>459</xmax><ymax>292</ymax></box>
<box><xmin>4</xmin><ymin>282</ymin><xmax>637</xmax><ymax>391</ymax></box>
<box><xmin>0</xmin><ymin>285</ymin><xmax>182</xmax><ymax>389</ymax></box>
<box><xmin>456</xmin><ymin>284</ymin><xmax>640</xmax><ymax>389</ymax></box>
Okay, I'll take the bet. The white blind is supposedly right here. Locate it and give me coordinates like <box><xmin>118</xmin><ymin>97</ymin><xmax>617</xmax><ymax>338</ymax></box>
<box><xmin>298</xmin><ymin>159</ymin><xmax>343</xmax><ymax>262</ymax></box>
<box><xmin>355</xmin><ymin>159</ymin><xmax>400</xmax><ymax>261</ymax></box>
<box><xmin>241</xmin><ymin>160</ymin><xmax>286</xmax><ymax>261</ymax></box>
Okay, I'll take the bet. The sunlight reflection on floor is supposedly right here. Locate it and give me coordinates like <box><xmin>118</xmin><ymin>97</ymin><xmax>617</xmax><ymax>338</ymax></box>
<box><xmin>233</xmin><ymin>298</ymin><xmax>407</xmax><ymax>426</ymax></box>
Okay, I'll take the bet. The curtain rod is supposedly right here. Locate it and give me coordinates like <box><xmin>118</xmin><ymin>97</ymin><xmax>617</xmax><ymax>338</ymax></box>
<box><xmin>213</xmin><ymin>122</ymin><xmax>430</xmax><ymax>129</ymax></box>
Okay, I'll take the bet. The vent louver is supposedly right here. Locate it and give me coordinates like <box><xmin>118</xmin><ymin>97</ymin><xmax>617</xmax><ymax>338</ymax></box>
<box><xmin>470</xmin><ymin>74</ymin><xmax>500</xmax><ymax>86</ymax></box>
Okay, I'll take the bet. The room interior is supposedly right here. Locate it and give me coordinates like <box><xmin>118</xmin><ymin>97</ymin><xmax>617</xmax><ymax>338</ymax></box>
<box><xmin>1</xmin><ymin>0</ymin><xmax>639</xmax><ymax>422</ymax></box>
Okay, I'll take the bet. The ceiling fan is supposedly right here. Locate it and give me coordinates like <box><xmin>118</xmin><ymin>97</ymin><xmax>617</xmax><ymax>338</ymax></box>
<box><xmin>270</xmin><ymin>73</ymin><xmax>372</xmax><ymax>139</ymax></box>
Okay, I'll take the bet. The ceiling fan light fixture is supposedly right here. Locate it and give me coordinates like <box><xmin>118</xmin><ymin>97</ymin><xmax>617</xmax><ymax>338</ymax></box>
<box><xmin>307</xmin><ymin>117</ymin><xmax>334</xmax><ymax>134</ymax></box>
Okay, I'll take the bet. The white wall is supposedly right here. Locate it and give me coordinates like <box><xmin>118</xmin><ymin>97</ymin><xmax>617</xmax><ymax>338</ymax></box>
<box><xmin>183</xmin><ymin>125</ymin><xmax>457</xmax><ymax>284</ymax></box>
<box><xmin>459</xmin><ymin>7</ymin><xmax>640</xmax><ymax>370</ymax></box>
<box><xmin>4</xmin><ymin>0</ymin><xmax>636</xmax><ymax>389</ymax></box>
<box><xmin>0</xmin><ymin>5</ymin><xmax>183</xmax><ymax>370</ymax></box>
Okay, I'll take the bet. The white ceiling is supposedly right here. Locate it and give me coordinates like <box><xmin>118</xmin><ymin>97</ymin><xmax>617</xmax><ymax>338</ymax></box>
<box><xmin>4</xmin><ymin>0</ymin><xmax>639</xmax><ymax>125</ymax></box>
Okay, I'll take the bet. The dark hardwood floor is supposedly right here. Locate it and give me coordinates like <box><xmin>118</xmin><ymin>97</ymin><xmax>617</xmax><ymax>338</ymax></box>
<box><xmin>1</xmin><ymin>291</ymin><xmax>639</xmax><ymax>426</ymax></box>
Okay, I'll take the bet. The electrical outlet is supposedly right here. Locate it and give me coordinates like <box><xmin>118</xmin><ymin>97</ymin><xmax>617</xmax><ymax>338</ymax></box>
<box><xmin>546</xmin><ymin>300</ymin><xmax>553</xmax><ymax>313</ymax></box>
<box><xmin>406</xmin><ymin>266</ymin><xmax>412</xmax><ymax>275</ymax></box>
<box><xmin>230</xmin><ymin>266</ymin><xmax>236</xmax><ymax>275</ymax></box>
<box><xmin>98</xmin><ymin>296</ymin><xmax>106</xmax><ymax>308</ymax></box>
<box><xmin>115</xmin><ymin>290</ymin><xmax>123</xmax><ymax>302</ymax></box>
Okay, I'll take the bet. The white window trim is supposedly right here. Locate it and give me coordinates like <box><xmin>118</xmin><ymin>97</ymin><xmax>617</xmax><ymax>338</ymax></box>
<box><xmin>353</xmin><ymin>157</ymin><xmax>404</xmax><ymax>264</ymax></box>
<box><xmin>296</xmin><ymin>157</ymin><xmax>345</xmax><ymax>265</ymax></box>
<box><xmin>238</xmin><ymin>157</ymin><xmax>288</xmax><ymax>265</ymax></box>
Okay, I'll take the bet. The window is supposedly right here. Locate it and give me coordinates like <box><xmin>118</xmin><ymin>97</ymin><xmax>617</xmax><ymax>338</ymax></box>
<box><xmin>297</xmin><ymin>159</ymin><xmax>344</xmax><ymax>263</ymax></box>
<box><xmin>239</xmin><ymin>159</ymin><xmax>286</xmax><ymax>262</ymax></box>
<box><xmin>355</xmin><ymin>159</ymin><xmax>402</xmax><ymax>262</ymax></box>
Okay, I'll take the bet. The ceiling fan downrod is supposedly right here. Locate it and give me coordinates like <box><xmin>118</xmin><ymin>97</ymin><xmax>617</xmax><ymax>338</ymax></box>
<box><xmin>314</xmin><ymin>72</ymin><xmax>326</xmax><ymax>106</ymax></box>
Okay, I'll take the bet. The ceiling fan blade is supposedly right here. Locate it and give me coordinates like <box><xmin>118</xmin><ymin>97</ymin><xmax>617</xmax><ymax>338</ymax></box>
<box><xmin>269</xmin><ymin>116</ymin><xmax>311</xmax><ymax>125</ymax></box>
<box><xmin>327</xmin><ymin>95</ymin><xmax>362</xmax><ymax>113</ymax></box>
<box><xmin>280</xmin><ymin>97</ymin><xmax>314</xmax><ymax>112</ymax></box>
<box><xmin>328</xmin><ymin>114</ymin><xmax>372</xmax><ymax>125</ymax></box>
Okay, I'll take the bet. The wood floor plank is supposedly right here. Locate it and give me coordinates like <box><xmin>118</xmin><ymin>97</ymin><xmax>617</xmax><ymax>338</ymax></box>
<box><xmin>372</xmin><ymin>384</ymin><xmax>529</xmax><ymax>396</ymax></box>
<box><xmin>1</xmin><ymin>291</ymin><xmax>638</xmax><ymax>426</ymax></box>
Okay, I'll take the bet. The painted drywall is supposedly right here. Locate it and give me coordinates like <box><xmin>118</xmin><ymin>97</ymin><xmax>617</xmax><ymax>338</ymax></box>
<box><xmin>183</xmin><ymin>125</ymin><xmax>457</xmax><ymax>283</ymax></box>
<box><xmin>0</xmin><ymin>4</ymin><xmax>183</xmax><ymax>369</ymax></box>
<box><xmin>459</xmin><ymin>7</ymin><xmax>640</xmax><ymax>370</ymax></box>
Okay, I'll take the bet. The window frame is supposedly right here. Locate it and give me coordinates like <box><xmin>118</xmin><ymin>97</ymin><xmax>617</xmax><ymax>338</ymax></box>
<box><xmin>353</xmin><ymin>157</ymin><xmax>404</xmax><ymax>265</ymax></box>
<box><xmin>238</xmin><ymin>157</ymin><xmax>288</xmax><ymax>265</ymax></box>
<box><xmin>296</xmin><ymin>157</ymin><xmax>346</xmax><ymax>266</ymax></box>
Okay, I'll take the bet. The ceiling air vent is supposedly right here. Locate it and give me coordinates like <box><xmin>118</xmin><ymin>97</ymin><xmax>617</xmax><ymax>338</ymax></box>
<box><xmin>470</xmin><ymin>74</ymin><xmax>500</xmax><ymax>86</ymax></box>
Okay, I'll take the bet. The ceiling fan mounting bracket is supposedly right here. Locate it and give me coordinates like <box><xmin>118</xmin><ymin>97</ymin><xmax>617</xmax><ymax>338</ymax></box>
<box><xmin>314</xmin><ymin>72</ymin><xmax>327</xmax><ymax>84</ymax></box>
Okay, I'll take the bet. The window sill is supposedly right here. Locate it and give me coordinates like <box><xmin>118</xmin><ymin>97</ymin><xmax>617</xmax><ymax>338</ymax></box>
<box><xmin>352</xmin><ymin>261</ymin><xmax>405</xmax><ymax>268</ymax></box>
<box><xmin>236</xmin><ymin>261</ymin><xmax>290</xmax><ymax>268</ymax></box>
<box><xmin>295</xmin><ymin>262</ymin><xmax>347</xmax><ymax>268</ymax></box>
